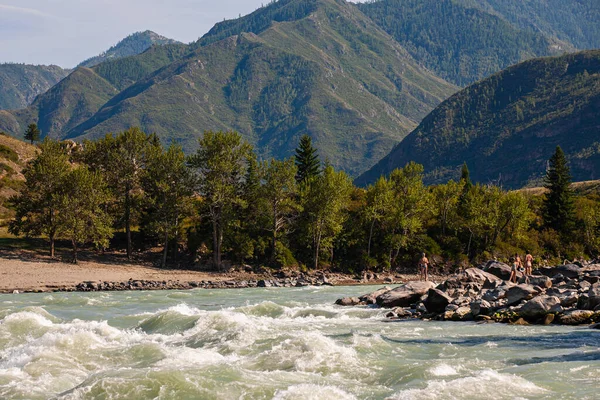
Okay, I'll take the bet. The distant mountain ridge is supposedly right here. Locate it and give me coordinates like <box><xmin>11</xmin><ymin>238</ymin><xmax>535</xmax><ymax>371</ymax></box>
<box><xmin>357</xmin><ymin>50</ymin><xmax>600</xmax><ymax>188</ymax></box>
<box><xmin>0</xmin><ymin>64</ymin><xmax>69</xmax><ymax>110</ymax></box>
<box><xmin>78</xmin><ymin>30</ymin><xmax>182</xmax><ymax>68</ymax></box>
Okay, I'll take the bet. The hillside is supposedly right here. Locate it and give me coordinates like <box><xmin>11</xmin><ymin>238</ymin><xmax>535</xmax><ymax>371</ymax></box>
<box><xmin>0</xmin><ymin>64</ymin><xmax>69</xmax><ymax>110</ymax></box>
<box><xmin>77</xmin><ymin>31</ymin><xmax>182</xmax><ymax>68</ymax></box>
<box><xmin>0</xmin><ymin>44</ymin><xmax>188</xmax><ymax>140</ymax></box>
<box><xmin>0</xmin><ymin>134</ymin><xmax>37</xmax><ymax>223</ymax></box>
<box><xmin>357</xmin><ymin>0</ymin><xmax>568</xmax><ymax>86</ymax></box>
<box><xmin>60</xmin><ymin>0</ymin><xmax>457</xmax><ymax>176</ymax></box>
<box><xmin>357</xmin><ymin>51</ymin><xmax>600</xmax><ymax>188</ymax></box>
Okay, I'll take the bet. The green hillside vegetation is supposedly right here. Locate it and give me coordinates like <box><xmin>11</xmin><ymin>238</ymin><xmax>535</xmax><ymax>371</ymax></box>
<box><xmin>358</xmin><ymin>0</ymin><xmax>566</xmax><ymax>86</ymax></box>
<box><xmin>0</xmin><ymin>64</ymin><xmax>69</xmax><ymax>110</ymax></box>
<box><xmin>0</xmin><ymin>44</ymin><xmax>189</xmax><ymax>141</ymax></box>
<box><xmin>62</xmin><ymin>0</ymin><xmax>456</xmax><ymax>176</ymax></box>
<box><xmin>357</xmin><ymin>50</ymin><xmax>600</xmax><ymax>188</ymax></box>
<box><xmin>78</xmin><ymin>30</ymin><xmax>182</xmax><ymax>68</ymax></box>
<box><xmin>462</xmin><ymin>0</ymin><xmax>600</xmax><ymax>50</ymax></box>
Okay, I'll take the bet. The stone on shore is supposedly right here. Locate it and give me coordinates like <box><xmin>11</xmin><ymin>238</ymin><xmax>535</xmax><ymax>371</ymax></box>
<box><xmin>359</xmin><ymin>286</ymin><xmax>391</xmax><ymax>305</ymax></box>
<box><xmin>519</xmin><ymin>275</ymin><xmax>552</xmax><ymax>288</ymax></box>
<box><xmin>484</xmin><ymin>261</ymin><xmax>521</xmax><ymax>280</ymax></box>
<box><xmin>335</xmin><ymin>297</ymin><xmax>361</xmax><ymax>306</ymax></box>
<box><xmin>376</xmin><ymin>281</ymin><xmax>436</xmax><ymax>308</ymax></box>
<box><xmin>424</xmin><ymin>288</ymin><xmax>452</xmax><ymax>313</ymax></box>
<box><xmin>538</xmin><ymin>264</ymin><xmax>581</xmax><ymax>279</ymax></box>
<box><xmin>559</xmin><ymin>310</ymin><xmax>595</xmax><ymax>325</ymax></box>
<box><xmin>506</xmin><ymin>284</ymin><xmax>539</xmax><ymax>306</ymax></box>
<box><xmin>517</xmin><ymin>296</ymin><xmax>560</xmax><ymax>319</ymax></box>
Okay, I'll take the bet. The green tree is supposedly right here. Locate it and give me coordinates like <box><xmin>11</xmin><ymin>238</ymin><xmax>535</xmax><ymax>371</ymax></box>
<box><xmin>56</xmin><ymin>166</ymin><xmax>113</xmax><ymax>263</ymax></box>
<box><xmin>432</xmin><ymin>179</ymin><xmax>462</xmax><ymax>235</ymax></box>
<box><xmin>144</xmin><ymin>145</ymin><xmax>194</xmax><ymax>267</ymax></box>
<box><xmin>188</xmin><ymin>131</ymin><xmax>252</xmax><ymax>269</ymax></box>
<box><xmin>80</xmin><ymin>127</ymin><xmax>156</xmax><ymax>259</ymax></box>
<box><xmin>24</xmin><ymin>123</ymin><xmax>41</xmax><ymax>145</ymax></box>
<box><xmin>9</xmin><ymin>138</ymin><xmax>70</xmax><ymax>257</ymax></box>
<box><xmin>301</xmin><ymin>165</ymin><xmax>353</xmax><ymax>269</ymax></box>
<box><xmin>364</xmin><ymin>176</ymin><xmax>393</xmax><ymax>258</ymax></box>
<box><xmin>258</xmin><ymin>158</ymin><xmax>301</xmax><ymax>261</ymax></box>
<box><xmin>294</xmin><ymin>134</ymin><xmax>320</xmax><ymax>183</ymax></box>
<box><xmin>543</xmin><ymin>146</ymin><xmax>575</xmax><ymax>234</ymax></box>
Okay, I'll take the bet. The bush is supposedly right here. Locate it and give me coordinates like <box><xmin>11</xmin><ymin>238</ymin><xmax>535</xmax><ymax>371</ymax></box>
<box><xmin>0</xmin><ymin>145</ymin><xmax>18</xmax><ymax>163</ymax></box>
<box><xmin>273</xmin><ymin>241</ymin><xmax>297</xmax><ymax>268</ymax></box>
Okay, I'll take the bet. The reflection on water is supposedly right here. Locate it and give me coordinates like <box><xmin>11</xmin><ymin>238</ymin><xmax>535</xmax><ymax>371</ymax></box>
<box><xmin>0</xmin><ymin>286</ymin><xmax>598</xmax><ymax>399</ymax></box>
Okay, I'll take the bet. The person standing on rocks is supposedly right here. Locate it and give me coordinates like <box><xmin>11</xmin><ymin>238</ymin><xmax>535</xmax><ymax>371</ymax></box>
<box><xmin>418</xmin><ymin>252</ymin><xmax>429</xmax><ymax>281</ymax></box>
<box><xmin>524</xmin><ymin>251</ymin><xmax>533</xmax><ymax>283</ymax></box>
<box><xmin>509</xmin><ymin>253</ymin><xmax>522</xmax><ymax>283</ymax></box>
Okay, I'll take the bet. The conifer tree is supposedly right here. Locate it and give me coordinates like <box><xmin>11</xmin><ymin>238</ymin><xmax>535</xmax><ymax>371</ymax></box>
<box><xmin>543</xmin><ymin>146</ymin><xmax>575</xmax><ymax>234</ymax></box>
<box><xmin>294</xmin><ymin>135</ymin><xmax>320</xmax><ymax>183</ymax></box>
<box><xmin>24</xmin><ymin>123</ymin><xmax>40</xmax><ymax>145</ymax></box>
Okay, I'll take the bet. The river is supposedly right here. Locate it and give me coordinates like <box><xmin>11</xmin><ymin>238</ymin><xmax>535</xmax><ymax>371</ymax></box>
<box><xmin>0</xmin><ymin>285</ymin><xmax>598</xmax><ymax>399</ymax></box>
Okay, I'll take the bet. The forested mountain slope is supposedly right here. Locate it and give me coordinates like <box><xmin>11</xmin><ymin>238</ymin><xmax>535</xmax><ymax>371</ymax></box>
<box><xmin>63</xmin><ymin>0</ymin><xmax>457</xmax><ymax>175</ymax></box>
<box><xmin>357</xmin><ymin>0</ymin><xmax>571</xmax><ymax>86</ymax></box>
<box><xmin>0</xmin><ymin>64</ymin><xmax>69</xmax><ymax>110</ymax></box>
<box><xmin>78</xmin><ymin>31</ymin><xmax>182</xmax><ymax>68</ymax></box>
<box><xmin>357</xmin><ymin>51</ymin><xmax>600</xmax><ymax>188</ymax></box>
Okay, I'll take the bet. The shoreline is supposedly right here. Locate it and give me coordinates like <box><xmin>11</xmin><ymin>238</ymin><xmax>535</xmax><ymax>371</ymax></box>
<box><xmin>0</xmin><ymin>255</ymin><xmax>441</xmax><ymax>294</ymax></box>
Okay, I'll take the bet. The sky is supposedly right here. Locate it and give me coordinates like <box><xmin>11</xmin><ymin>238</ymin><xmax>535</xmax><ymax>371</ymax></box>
<box><xmin>1</xmin><ymin>0</ymin><xmax>365</xmax><ymax>68</ymax></box>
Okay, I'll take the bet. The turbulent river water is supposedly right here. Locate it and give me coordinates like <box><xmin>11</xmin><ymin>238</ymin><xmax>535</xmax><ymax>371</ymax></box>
<box><xmin>0</xmin><ymin>285</ymin><xmax>598</xmax><ymax>399</ymax></box>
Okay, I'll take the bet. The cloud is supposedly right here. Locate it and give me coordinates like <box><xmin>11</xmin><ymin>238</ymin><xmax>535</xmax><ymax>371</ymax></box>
<box><xmin>0</xmin><ymin>4</ymin><xmax>57</xmax><ymax>19</ymax></box>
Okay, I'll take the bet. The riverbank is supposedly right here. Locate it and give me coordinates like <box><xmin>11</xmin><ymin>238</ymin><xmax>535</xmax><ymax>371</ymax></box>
<box><xmin>0</xmin><ymin>252</ymin><xmax>450</xmax><ymax>294</ymax></box>
<box><xmin>336</xmin><ymin>261</ymin><xmax>600</xmax><ymax>327</ymax></box>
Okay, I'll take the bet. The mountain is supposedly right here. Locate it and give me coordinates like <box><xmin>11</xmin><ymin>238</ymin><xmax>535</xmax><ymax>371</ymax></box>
<box><xmin>40</xmin><ymin>0</ymin><xmax>456</xmax><ymax>176</ymax></box>
<box><xmin>77</xmin><ymin>31</ymin><xmax>182</xmax><ymax>68</ymax></box>
<box><xmin>461</xmin><ymin>0</ymin><xmax>600</xmax><ymax>50</ymax></box>
<box><xmin>356</xmin><ymin>51</ymin><xmax>600</xmax><ymax>189</ymax></box>
<box><xmin>0</xmin><ymin>44</ymin><xmax>189</xmax><ymax>140</ymax></box>
<box><xmin>0</xmin><ymin>64</ymin><xmax>69</xmax><ymax>110</ymax></box>
<box><xmin>357</xmin><ymin>0</ymin><xmax>573</xmax><ymax>86</ymax></box>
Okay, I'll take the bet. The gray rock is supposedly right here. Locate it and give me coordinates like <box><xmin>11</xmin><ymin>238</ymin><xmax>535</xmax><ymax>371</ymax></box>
<box><xmin>257</xmin><ymin>280</ymin><xmax>272</xmax><ymax>288</ymax></box>
<box><xmin>559</xmin><ymin>310</ymin><xmax>595</xmax><ymax>325</ymax></box>
<box><xmin>359</xmin><ymin>286</ymin><xmax>391</xmax><ymax>305</ymax></box>
<box><xmin>539</xmin><ymin>264</ymin><xmax>582</xmax><ymax>279</ymax></box>
<box><xmin>506</xmin><ymin>284</ymin><xmax>539</xmax><ymax>306</ymax></box>
<box><xmin>482</xmin><ymin>287</ymin><xmax>507</xmax><ymax>302</ymax></box>
<box><xmin>520</xmin><ymin>275</ymin><xmax>552</xmax><ymax>288</ymax></box>
<box><xmin>376</xmin><ymin>281</ymin><xmax>436</xmax><ymax>308</ymax></box>
<box><xmin>424</xmin><ymin>288</ymin><xmax>452</xmax><ymax>313</ymax></box>
<box><xmin>335</xmin><ymin>297</ymin><xmax>360</xmax><ymax>306</ymax></box>
<box><xmin>484</xmin><ymin>261</ymin><xmax>521</xmax><ymax>280</ymax></box>
<box><xmin>588</xmin><ymin>283</ymin><xmax>600</xmax><ymax>309</ymax></box>
<box><xmin>453</xmin><ymin>306</ymin><xmax>473</xmax><ymax>321</ymax></box>
<box><xmin>445</xmin><ymin>304</ymin><xmax>459</xmax><ymax>311</ymax></box>
<box><xmin>518</xmin><ymin>296</ymin><xmax>560</xmax><ymax>318</ymax></box>
<box><xmin>470</xmin><ymin>299</ymin><xmax>492</xmax><ymax>316</ymax></box>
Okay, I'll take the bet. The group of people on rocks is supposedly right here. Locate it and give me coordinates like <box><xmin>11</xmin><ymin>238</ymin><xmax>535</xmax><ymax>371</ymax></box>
<box><xmin>417</xmin><ymin>251</ymin><xmax>535</xmax><ymax>283</ymax></box>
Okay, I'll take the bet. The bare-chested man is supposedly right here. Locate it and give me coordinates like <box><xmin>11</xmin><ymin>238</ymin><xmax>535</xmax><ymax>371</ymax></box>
<box><xmin>419</xmin><ymin>252</ymin><xmax>429</xmax><ymax>281</ymax></box>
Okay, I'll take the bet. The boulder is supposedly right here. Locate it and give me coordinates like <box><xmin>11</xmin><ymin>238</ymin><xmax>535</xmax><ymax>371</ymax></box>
<box><xmin>484</xmin><ymin>261</ymin><xmax>521</xmax><ymax>280</ymax></box>
<box><xmin>518</xmin><ymin>296</ymin><xmax>560</xmax><ymax>319</ymax></box>
<box><xmin>335</xmin><ymin>297</ymin><xmax>361</xmax><ymax>306</ymax></box>
<box><xmin>453</xmin><ymin>306</ymin><xmax>473</xmax><ymax>321</ymax></box>
<box><xmin>257</xmin><ymin>280</ymin><xmax>272</xmax><ymax>288</ymax></box>
<box><xmin>482</xmin><ymin>287</ymin><xmax>507</xmax><ymax>302</ymax></box>
<box><xmin>590</xmin><ymin>322</ymin><xmax>600</xmax><ymax>329</ymax></box>
<box><xmin>359</xmin><ymin>286</ymin><xmax>391</xmax><ymax>305</ymax></box>
<box><xmin>470</xmin><ymin>299</ymin><xmax>492</xmax><ymax>316</ymax></box>
<box><xmin>376</xmin><ymin>281</ymin><xmax>436</xmax><ymax>308</ymax></box>
<box><xmin>424</xmin><ymin>288</ymin><xmax>453</xmax><ymax>314</ymax></box>
<box><xmin>588</xmin><ymin>283</ymin><xmax>600</xmax><ymax>309</ymax></box>
<box><xmin>506</xmin><ymin>284</ymin><xmax>539</xmax><ymax>306</ymax></box>
<box><xmin>559</xmin><ymin>310</ymin><xmax>595</xmax><ymax>325</ymax></box>
<box><xmin>519</xmin><ymin>275</ymin><xmax>552</xmax><ymax>288</ymax></box>
<box><xmin>539</xmin><ymin>264</ymin><xmax>582</xmax><ymax>279</ymax></box>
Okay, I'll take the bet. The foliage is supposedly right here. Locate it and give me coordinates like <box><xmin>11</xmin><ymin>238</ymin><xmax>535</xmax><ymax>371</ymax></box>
<box><xmin>24</xmin><ymin>123</ymin><xmax>40</xmax><ymax>145</ymax></box>
<box><xmin>294</xmin><ymin>134</ymin><xmax>320</xmax><ymax>183</ymax></box>
<box><xmin>543</xmin><ymin>146</ymin><xmax>575</xmax><ymax>234</ymax></box>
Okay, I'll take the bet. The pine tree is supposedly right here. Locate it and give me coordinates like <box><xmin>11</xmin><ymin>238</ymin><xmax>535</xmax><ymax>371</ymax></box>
<box><xmin>294</xmin><ymin>135</ymin><xmax>320</xmax><ymax>183</ymax></box>
<box><xmin>460</xmin><ymin>162</ymin><xmax>472</xmax><ymax>191</ymax></box>
<box><xmin>543</xmin><ymin>146</ymin><xmax>575</xmax><ymax>234</ymax></box>
<box><xmin>24</xmin><ymin>123</ymin><xmax>40</xmax><ymax>145</ymax></box>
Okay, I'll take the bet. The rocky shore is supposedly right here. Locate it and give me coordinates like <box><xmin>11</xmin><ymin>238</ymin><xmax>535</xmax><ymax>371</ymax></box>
<box><xmin>336</xmin><ymin>261</ymin><xmax>600</xmax><ymax>328</ymax></box>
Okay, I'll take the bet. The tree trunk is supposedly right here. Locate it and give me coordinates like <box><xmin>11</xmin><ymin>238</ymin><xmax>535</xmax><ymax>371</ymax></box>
<box><xmin>125</xmin><ymin>187</ymin><xmax>132</xmax><ymax>260</ymax></box>
<box><xmin>211</xmin><ymin>207</ymin><xmax>220</xmax><ymax>270</ymax></box>
<box><xmin>367</xmin><ymin>219</ymin><xmax>375</xmax><ymax>258</ymax></box>
<box><xmin>162</xmin><ymin>228</ymin><xmax>169</xmax><ymax>268</ymax></box>
<box><xmin>72</xmin><ymin>239</ymin><xmax>78</xmax><ymax>264</ymax></box>
<box><xmin>50</xmin><ymin>229</ymin><xmax>55</xmax><ymax>258</ymax></box>
<box><xmin>272</xmin><ymin>206</ymin><xmax>278</xmax><ymax>261</ymax></box>
<box><xmin>313</xmin><ymin>227</ymin><xmax>321</xmax><ymax>269</ymax></box>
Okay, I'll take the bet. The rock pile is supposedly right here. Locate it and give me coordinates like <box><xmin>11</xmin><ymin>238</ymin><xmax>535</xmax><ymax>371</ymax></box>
<box><xmin>336</xmin><ymin>260</ymin><xmax>600</xmax><ymax>326</ymax></box>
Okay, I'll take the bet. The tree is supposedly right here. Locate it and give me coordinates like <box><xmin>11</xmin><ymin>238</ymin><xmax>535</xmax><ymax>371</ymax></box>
<box><xmin>143</xmin><ymin>145</ymin><xmax>194</xmax><ymax>267</ymax></box>
<box><xmin>543</xmin><ymin>146</ymin><xmax>575</xmax><ymax>234</ymax></box>
<box><xmin>364</xmin><ymin>176</ymin><xmax>393</xmax><ymax>258</ymax></box>
<box><xmin>55</xmin><ymin>167</ymin><xmax>113</xmax><ymax>263</ymax></box>
<box><xmin>294</xmin><ymin>134</ymin><xmax>320</xmax><ymax>183</ymax></box>
<box><xmin>24</xmin><ymin>123</ymin><xmax>40</xmax><ymax>145</ymax></box>
<box><xmin>188</xmin><ymin>131</ymin><xmax>252</xmax><ymax>269</ymax></box>
<box><xmin>258</xmin><ymin>158</ymin><xmax>301</xmax><ymax>260</ymax></box>
<box><xmin>432</xmin><ymin>179</ymin><xmax>462</xmax><ymax>235</ymax></box>
<box><xmin>80</xmin><ymin>128</ymin><xmax>156</xmax><ymax>259</ymax></box>
<box><xmin>9</xmin><ymin>138</ymin><xmax>70</xmax><ymax>257</ymax></box>
<box><xmin>301</xmin><ymin>165</ymin><xmax>353</xmax><ymax>269</ymax></box>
